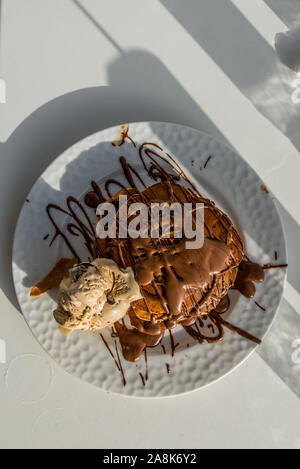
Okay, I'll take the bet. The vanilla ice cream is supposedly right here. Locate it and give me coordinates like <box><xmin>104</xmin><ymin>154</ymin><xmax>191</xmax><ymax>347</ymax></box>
<box><xmin>53</xmin><ymin>258</ymin><xmax>142</xmax><ymax>334</ymax></box>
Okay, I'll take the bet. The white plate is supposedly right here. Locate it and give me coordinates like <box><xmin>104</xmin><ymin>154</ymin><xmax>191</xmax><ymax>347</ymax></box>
<box><xmin>12</xmin><ymin>122</ymin><xmax>287</xmax><ymax>397</ymax></box>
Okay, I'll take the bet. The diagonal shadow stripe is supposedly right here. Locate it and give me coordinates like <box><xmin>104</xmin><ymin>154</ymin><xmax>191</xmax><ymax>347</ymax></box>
<box><xmin>0</xmin><ymin>0</ymin><xmax>3</xmax><ymax>59</ymax></box>
<box><xmin>276</xmin><ymin>200</ymin><xmax>300</xmax><ymax>299</ymax></box>
<box><xmin>258</xmin><ymin>297</ymin><xmax>300</xmax><ymax>399</ymax></box>
<box><xmin>160</xmin><ymin>0</ymin><xmax>300</xmax><ymax>152</ymax></box>
<box><xmin>264</xmin><ymin>0</ymin><xmax>300</xmax><ymax>28</ymax></box>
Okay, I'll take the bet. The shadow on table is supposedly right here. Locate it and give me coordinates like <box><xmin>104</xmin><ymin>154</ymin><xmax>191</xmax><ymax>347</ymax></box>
<box><xmin>160</xmin><ymin>0</ymin><xmax>300</xmax><ymax>152</ymax></box>
<box><xmin>258</xmin><ymin>297</ymin><xmax>300</xmax><ymax>399</ymax></box>
<box><xmin>264</xmin><ymin>0</ymin><xmax>300</xmax><ymax>28</ymax></box>
<box><xmin>0</xmin><ymin>49</ymin><xmax>227</xmax><ymax>310</ymax></box>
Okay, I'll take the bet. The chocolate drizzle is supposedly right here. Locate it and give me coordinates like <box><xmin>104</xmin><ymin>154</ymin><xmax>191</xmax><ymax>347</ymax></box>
<box><xmin>184</xmin><ymin>315</ymin><xmax>224</xmax><ymax>344</ymax></box>
<box><xmin>84</xmin><ymin>181</ymin><xmax>106</xmax><ymax>209</ymax></box>
<box><xmin>204</xmin><ymin>155</ymin><xmax>212</xmax><ymax>168</ymax></box>
<box><xmin>114</xmin><ymin>340</ymin><xmax>126</xmax><ymax>386</ymax></box>
<box><xmin>44</xmin><ymin>129</ymin><xmax>284</xmax><ymax>373</ymax></box>
<box><xmin>144</xmin><ymin>348</ymin><xmax>149</xmax><ymax>381</ymax></box>
<box><xmin>139</xmin><ymin>373</ymin><xmax>146</xmax><ymax>386</ymax></box>
<box><xmin>169</xmin><ymin>330</ymin><xmax>176</xmax><ymax>357</ymax></box>
<box><xmin>100</xmin><ymin>333</ymin><xmax>120</xmax><ymax>371</ymax></box>
<box><xmin>263</xmin><ymin>263</ymin><xmax>288</xmax><ymax>271</ymax></box>
<box><xmin>46</xmin><ymin>197</ymin><xmax>95</xmax><ymax>262</ymax></box>
<box><xmin>183</xmin><ymin>294</ymin><xmax>261</xmax><ymax>345</ymax></box>
<box><xmin>255</xmin><ymin>301</ymin><xmax>266</xmax><ymax>312</ymax></box>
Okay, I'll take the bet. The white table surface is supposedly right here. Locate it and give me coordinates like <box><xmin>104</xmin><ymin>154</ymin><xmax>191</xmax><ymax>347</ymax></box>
<box><xmin>0</xmin><ymin>0</ymin><xmax>300</xmax><ymax>449</ymax></box>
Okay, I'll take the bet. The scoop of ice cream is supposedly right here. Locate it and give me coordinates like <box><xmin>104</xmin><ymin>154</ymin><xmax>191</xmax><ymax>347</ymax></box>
<box><xmin>53</xmin><ymin>258</ymin><xmax>142</xmax><ymax>333</ymax></box>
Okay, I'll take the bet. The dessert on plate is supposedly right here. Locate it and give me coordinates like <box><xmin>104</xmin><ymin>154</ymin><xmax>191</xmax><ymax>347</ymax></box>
<box><xmin>30</xmin><ymin>128</ymin><xmax>284</xmax><ymax>374</ymax></box>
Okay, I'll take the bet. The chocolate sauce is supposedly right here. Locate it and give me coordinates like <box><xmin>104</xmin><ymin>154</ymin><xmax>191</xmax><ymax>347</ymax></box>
<box><xmin>100</xmin><ymin>333</ymin><xmax>120</xmax><ymax>371</ymax></box>
<box><xmin>263</xmin><ymin>263</ymin><xmax>288</xmax><ymax>271</ymax></box>
<box><xmin>144</xmin><ymin>348</ymin><xmax>149</xmax><ymax>381</ymax></box>
<box><xmin>184</xmin><ymin>316</ymin><xmax>224</xmax><ymax>344</ymax></box>
<box><xmin>211</xmin><ymin>313</ymin><xmax>261</xmax><ymax>345</ymax></box>
<box><xmin>85</xmin><ymin>181</ymin><xmax>107</xmax><ymax>208</ymax></box>
<box><xmin>255</xmin><ymin>301</ymin><xmax>266</xmax><ymax>312</ymax></box>
<box><xmin>180</xmin><ymin>316</ymin><xmax>197</xmax><ymax>327</ymax></box>
<box><xmin>45</xmin><ymin>132</ymin><xmax>267</xmax><ymax>369</ymax></box>
<box><xmin>233</xmin><ymin>260</ymin><xmax>264</xmax><ymax>298</ymax></box>
<box><xmin>169</xmin><ymin>329</ymin><xmax>176</xmax><ymax>357</ymax></box>
<box><xmin>46</xmin><ymin>197</ymin><xmax>95</xmax><ymax>262</ymax></box>
<box><xmin>84</xmin><ymin>191</ymin><xmax>101</xmax><ymax>209</ymax></box>
<box><xmin>204</xmin><ymin>155</ymin><xmax>212</xmax><ymax>168</ymax></box>
<box><xmin>115</xmin><ymin>340</ymin><xmax>126</xmax><ymax>386</ymax></box>
<box><xmin>214</xmin><ymin>294</ymin><xmax>230</xmax><ymax>314</ymax></box>
<box><xmin>139</xmin><ymin>373</ymin><xmax>146</xmax><ymax>386</ymax></box>
<box><xmin>261</xmin><ymin>185</ymin><xmax>269</xmax><ymax>194</ymax></box>
<box><xmin>114</xmin><ymin>320</ymin><xmax>163</xmax><ymax>362</ymax></box>
<box><xmin>131</xmin><ymin>237</ymin><xmax>232</xmax><ymax>317</ymax></box>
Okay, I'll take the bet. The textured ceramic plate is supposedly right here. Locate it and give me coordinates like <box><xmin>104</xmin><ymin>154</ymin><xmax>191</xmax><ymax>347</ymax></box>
<box><xmin>12</xmin><ymin>122</ymin><xmax>287</xmax><ymax>397</ymax></box>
